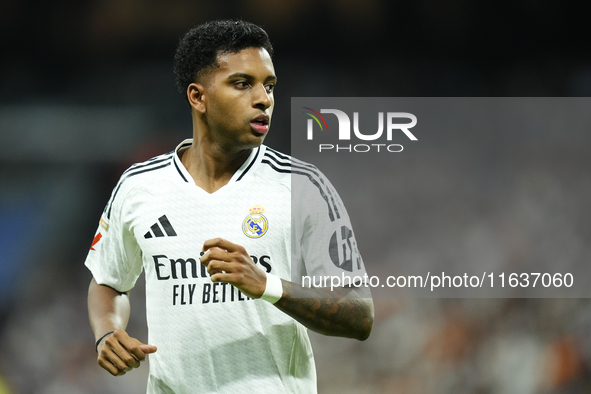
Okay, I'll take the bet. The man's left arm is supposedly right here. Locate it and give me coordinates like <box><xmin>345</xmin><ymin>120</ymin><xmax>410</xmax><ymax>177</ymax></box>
<box><xmin>275</xmin><ymin>279</ymin><xmax>373</xmax><ymax>341</ymax></box>
<box><xmin>200</xmin><ymin>238</ymin><xmax>374</xmax><ymax>341</ymax></box>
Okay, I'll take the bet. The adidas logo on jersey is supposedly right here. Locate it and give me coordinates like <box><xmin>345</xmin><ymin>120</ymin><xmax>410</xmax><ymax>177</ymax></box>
<box><xmin>145</xmin><ymin>215</ymin><xmax>177</xmax><ymax>239</ymax></box>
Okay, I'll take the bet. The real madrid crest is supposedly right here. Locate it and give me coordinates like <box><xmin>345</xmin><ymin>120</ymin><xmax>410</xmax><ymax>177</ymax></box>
<box><xmin>242</xmin><ymin>205</ymin><xmax>269</xmax><ymax>239</ymax></box>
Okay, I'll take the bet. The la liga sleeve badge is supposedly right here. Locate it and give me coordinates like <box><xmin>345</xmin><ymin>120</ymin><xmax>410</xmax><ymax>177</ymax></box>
<box><xmin>242</xmin><ymin>205</ymin><xmax>269</xmax><ymax>239</ymax></box>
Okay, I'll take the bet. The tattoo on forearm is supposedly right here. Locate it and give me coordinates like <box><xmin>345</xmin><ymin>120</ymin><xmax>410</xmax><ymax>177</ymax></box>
<box><xmin>275</xmin><ymin>280</ymin><xmax>373</xmax><ymax>340</ymax></box>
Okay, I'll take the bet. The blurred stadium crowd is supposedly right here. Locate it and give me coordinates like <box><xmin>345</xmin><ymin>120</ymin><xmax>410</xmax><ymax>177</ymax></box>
<box><xmin>1</xmin><ymin>0</ymin><xmax>590</xmax><ymax>393</ymax></box>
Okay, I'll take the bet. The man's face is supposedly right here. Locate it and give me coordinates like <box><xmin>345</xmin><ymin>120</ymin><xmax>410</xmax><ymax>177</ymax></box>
<box><xmin>199</xmin><ymin>47</ymin><xmax>276</xmax><ymax>149</ymax></box>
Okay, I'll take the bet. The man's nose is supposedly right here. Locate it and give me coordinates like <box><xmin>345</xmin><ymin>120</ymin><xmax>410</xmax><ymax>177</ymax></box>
<box><xmin>253</xmin><ymin>85</ymin><xmax>272</xmax><ymax>110</ymax></box>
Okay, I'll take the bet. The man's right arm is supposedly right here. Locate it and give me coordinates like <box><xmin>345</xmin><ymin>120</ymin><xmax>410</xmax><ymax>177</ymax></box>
<box><xmin>87</xmin><ymin>278</ymin><xmax>157</xmax><ymax>376</ymax></box>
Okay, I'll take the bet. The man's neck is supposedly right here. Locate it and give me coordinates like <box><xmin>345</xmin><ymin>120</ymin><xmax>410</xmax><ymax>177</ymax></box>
<box><xmin>179</xmin><ymin>138</ymin><xmax>253</xmax><ymax>194</ymax></box>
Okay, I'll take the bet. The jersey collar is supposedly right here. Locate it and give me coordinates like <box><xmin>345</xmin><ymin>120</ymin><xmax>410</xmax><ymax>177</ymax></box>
<box><xmin>172</xmin><ymin>139</ymin><xmax>264</xmax><ymax>185</ymax></box>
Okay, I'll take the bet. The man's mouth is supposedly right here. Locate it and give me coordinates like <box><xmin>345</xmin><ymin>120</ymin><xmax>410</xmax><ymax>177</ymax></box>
<box><xmin>250</xmin><ymin>115</ymin><xmax>269</xmax><ymax>134</ymax></box>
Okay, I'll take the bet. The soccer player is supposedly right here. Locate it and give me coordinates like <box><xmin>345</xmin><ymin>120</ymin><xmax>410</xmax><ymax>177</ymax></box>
<box><xmin>86</xmin><ymin>20</ymin><xmax>373</xmax><ymax>393</ymax></box>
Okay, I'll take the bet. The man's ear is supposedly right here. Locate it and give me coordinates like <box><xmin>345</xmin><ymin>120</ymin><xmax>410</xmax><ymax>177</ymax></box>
<box><xmin>187</xmin><ymin>83</ymin><xmax>206</xmax><ymax>113</ymax></box>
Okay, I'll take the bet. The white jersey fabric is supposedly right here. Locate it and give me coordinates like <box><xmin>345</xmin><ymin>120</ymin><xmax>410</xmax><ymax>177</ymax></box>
<box><xmin>85</xmin><ymin>139</ymin><xmax>365</xmax><ymax>394</ymax></box>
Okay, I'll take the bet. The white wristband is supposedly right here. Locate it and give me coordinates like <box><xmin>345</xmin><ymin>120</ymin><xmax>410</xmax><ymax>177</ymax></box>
<box><xmin>260</xmin><ymin>273</ymin><xmax>283</xmax><ymax>304</ymax></box>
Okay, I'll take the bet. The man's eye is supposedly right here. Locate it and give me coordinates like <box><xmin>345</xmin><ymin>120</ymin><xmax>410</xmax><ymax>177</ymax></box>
<box><xmin>265</xmin><ymin>84</ymin><xmax>275</xmax><ymax>93</ymax></box>
<box><xmin>235</xmin><ymin>82</ymin><xmax>249</xmax><ymax>89</ymax></box>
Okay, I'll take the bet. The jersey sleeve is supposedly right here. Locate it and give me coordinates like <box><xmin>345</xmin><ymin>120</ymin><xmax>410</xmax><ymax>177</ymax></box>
<box><xmin>84</xmin><ymin>177</ymin><xmax>143</xmax><ymax>293</ymax></box>
<box><xmin>292</xmin><ymin>164</ymin><xmax>366</xmax><ymax>286</ymax></box>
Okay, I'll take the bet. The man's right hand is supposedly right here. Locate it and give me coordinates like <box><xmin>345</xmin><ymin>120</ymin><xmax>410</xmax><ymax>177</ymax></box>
<box><xmin>96</xmin><ymin>329</ymin><xmax>157</xmax><ymax>376</ymax></box>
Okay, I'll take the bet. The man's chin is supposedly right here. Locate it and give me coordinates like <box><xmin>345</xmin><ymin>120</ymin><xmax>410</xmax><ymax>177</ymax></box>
<box><xmin>249</xmin><ymin>132</ymin><xmax>267</xmax><ymax>145</ymax></box>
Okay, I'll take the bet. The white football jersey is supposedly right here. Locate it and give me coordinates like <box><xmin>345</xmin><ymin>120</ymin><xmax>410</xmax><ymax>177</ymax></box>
<box><xmin>85</xmin><ymin>139</ymin><xmax>365</xmax><ymax>394</ymax></box>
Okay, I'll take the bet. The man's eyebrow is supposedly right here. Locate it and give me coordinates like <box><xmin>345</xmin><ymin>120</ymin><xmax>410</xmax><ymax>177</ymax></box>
<box><xmin>227</xmin><ymin>73</ymin><xmax>277</xmax><ymax>82</ymax></box>
<box><xmin>227</xmin><ymin>73</ymin><xmax>253</xmax><ymax>80</ymax></box>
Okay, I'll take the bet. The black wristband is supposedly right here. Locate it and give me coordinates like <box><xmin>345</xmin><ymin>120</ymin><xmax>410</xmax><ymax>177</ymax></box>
<box><xmin>95</xmin><ymin>331</ymin><xmax>115</xmax><ymax>353</ymax></box>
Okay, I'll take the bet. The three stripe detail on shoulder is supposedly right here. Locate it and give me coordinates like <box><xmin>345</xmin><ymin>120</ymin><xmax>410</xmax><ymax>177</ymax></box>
<box><xmin>262</xmin><ymin>148</ymin><xmax>342</xmax><ymax>222</ymax></box>
<box><xmin>105</xmin><ymin>154</ymin><xmax>173</xmax><ymax>220</ymax></box>
<box><xmin>262</xmin><ymin>149</ymin><xmax>291</xmax><ymax>173</ymax></box>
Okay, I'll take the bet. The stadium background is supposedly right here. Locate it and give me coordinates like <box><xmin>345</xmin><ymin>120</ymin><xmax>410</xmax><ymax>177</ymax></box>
<box><xmin>0</xmin><ymin>1</ymin><xmax>590</xmax><ymax>393</ymax></box>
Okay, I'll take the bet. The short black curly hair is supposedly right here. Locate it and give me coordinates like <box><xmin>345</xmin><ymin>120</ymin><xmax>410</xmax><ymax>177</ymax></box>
<box><xmin>173</xmin><ymin>20</ymin><xmax>274</xmax><ymax>102</ymax></box>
